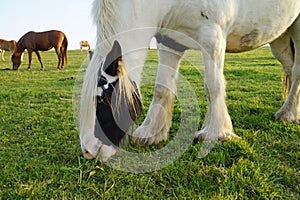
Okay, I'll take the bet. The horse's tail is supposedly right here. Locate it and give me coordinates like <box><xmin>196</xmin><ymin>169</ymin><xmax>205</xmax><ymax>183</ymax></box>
<box><xmin>282</xmin><ymin>40</ymin><xmax>294</xmax><ymax>99</ymax></box>
<box><xmin>62</xmin><ymin>35</ymin><xmax>68</xmax><ymax>65</ymax></box>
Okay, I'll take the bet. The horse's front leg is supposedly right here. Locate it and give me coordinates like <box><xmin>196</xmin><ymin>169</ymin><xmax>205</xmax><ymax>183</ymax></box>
<box><xmin>196</xmin><ymin>32</ymin><xmax>238</xmax><ymax>140</ymax></box>
<box><xmin>27</xmin><ymin>50</ymin><xmax>33</xmax><ymax>70</ymax></box>
<box><xmin>35</xmin><ymin>51</ymin><xmax>44</xmax><ymax>70</ymax></box>
<box><xmin>133</xmin><ymin>44</ymin><xmax>185</xmax><ymax>145</ymax></box>
<box><xmin>1</xmin><ymin>50</ymin><xmax>5</xmax><ymax>61</ymax></box>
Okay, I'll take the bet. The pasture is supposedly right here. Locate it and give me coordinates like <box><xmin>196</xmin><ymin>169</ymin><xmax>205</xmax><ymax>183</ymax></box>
<box><xmin>0</xmin><ymin>47</ymin><xmax>299</xmax><ymax>199</ymax></box>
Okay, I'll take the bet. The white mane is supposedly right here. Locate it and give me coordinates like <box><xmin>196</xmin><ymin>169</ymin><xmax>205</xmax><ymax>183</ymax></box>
<box><xmin>92</xmin><ymin>0</ymin><xmax>121</xmax><ymax>52</ymax></box>
<box><xmin>80</xmin><ymin>0</ymin><xmax>139</xmax><ymax>155</ymax></box>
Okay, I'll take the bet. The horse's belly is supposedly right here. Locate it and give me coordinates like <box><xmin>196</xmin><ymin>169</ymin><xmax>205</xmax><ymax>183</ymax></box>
<box><xmin>225</xmin><ymin>0</ymin><xmax>300</xmax><ymax>53</ymax></box>
<box><xmin>226</xmin><ymin>30</ymin><xmax>271</xmax><ymax>53</ymax></box>
<box><xmin>158</xmin><ymin>0</ymin><xmax>299</xmax><ymax>53</ymax></box>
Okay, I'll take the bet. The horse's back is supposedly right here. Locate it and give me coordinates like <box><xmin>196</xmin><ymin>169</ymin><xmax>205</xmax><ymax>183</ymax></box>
<box><xmin>22</xmin><ymin>30</ymin><xmax>65</xmax><ymax>40</ymax></box>
<box><xmin>157</xmin><ymin>0</ymin><xmax>300</xmax><ymax>52</ymax></box>
<box><xmin>47</xmin><ymin>30</ymin><xmax>66</xmax><ymax>39</ymax></box>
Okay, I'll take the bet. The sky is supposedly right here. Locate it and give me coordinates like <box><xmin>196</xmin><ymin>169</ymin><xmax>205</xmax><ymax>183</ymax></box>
<box><xmin>1</xmin><ymin>0</ymin><xmax>97</xmax><ymax>50</ymax></box>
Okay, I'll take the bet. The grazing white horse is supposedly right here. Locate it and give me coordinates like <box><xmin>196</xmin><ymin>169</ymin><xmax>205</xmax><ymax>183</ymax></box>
<box><xmin>80</xmin><ymin>0</ymin><xmax>300</xmax><ymax>160</ymax></box>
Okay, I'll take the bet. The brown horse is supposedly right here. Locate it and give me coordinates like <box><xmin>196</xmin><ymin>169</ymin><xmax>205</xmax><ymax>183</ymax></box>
<box><xmin>0</xmin><ymin>39</ymin><xmax>17</xmax><ymax>61</ymax></box>
<box><xmin>11</xmin><ymin>30</ymin><xmax>68</xmax><ymax>70</ymax></box>
<box><xmin>80</xmin><ymin>41</ymin><xmax>90</xmax><ymax>51</ymax></box>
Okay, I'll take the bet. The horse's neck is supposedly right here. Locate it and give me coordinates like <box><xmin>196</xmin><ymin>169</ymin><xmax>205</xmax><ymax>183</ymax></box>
<box><xmin>16</xmin><ymin>43</ymin><xmax>25</xmax><ymax>53</ymax></box>
<box><xmin>95</xmin><ymin>0</ymin><xmax>176</xmax><ymax>85</ymax></box>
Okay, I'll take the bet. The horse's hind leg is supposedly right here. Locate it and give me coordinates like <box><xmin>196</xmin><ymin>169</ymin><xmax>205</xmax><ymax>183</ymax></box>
<box><xmin>275</xmin><ymin>17</ymin><xmax>300</xmax><ymax>123</ymax></box>
<box><xmin>270</xmin><ymin>32</ymin><xmax>294</xmax><ymax>99</ymax></box>
<box><xmin>35</xmin><ymin>51</ymin><xmax>44</xmax><ymax>70</ymax></box>
<box><xmin>60</xmin><ymin>46</ymin><xmax>65</xmax><ymax>68</ymax></box>
<box><xmin>55</xmin><ymin>48</ymin><xmax>62</xmax><ymax>69</ymax></box>
<box><xmin>133</xmin><ymin>44</ymin><xmax>184</xmax><ymax>145</ymax></box>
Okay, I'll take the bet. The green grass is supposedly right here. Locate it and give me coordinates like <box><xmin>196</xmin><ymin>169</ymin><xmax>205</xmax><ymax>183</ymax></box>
<box><xmin>0</xmin><ymin>47</ymin><xmax>299</xmax><ymax>199</ymax></box>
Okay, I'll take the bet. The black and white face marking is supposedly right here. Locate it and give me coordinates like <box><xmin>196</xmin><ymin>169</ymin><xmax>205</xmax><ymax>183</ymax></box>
<box><xmin>95</xmin><ymin>74</ymin><xmax>124</xmax><ymax>147</ymax></box>
<box><xmin>94</xmin><ymin>41</ymin><xmax>143</xmax><ymax>160</ymax></box>
<box><xmin>95</xmin><ymin>73</ymin><xmax>142</xmax><ymax>147</ymax></box>
<box><xmin>97</xmin><ymin>71</ymin><xmax>118</xmax><ymax>97</ymax></box>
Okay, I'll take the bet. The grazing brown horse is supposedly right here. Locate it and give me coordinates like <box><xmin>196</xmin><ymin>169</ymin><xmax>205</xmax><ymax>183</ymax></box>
<box><xmin>11</xmin><ymin>30</ymin><xmax>68</xmax><ymax>70</ymax></box>
<box><xmin>0</xmin><ymin>39</ymin><xmax>17</xmax><ymax>61</ymax></box>
<box><xmin>80</xmin><ymin>41</ymin><xmax>90</xmax><ymax>51</ymax></box>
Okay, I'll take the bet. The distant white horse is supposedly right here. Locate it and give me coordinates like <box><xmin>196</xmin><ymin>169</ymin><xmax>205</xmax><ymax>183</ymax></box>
<box><xmin>0</xmin><ymin>39</ymin><xmax>16</xmax><ymax>61</ymax></box>
<box><xmin>80</xmin><ymin>0</ymin><xmax>300</xmax><ymax>160</ymax></box>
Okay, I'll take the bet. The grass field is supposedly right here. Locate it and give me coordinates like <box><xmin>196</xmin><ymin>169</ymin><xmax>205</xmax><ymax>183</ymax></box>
<box><xmin>0</xmin><ymin>47</ymin><xmax>299</xmax><ymax>199</ymax></box>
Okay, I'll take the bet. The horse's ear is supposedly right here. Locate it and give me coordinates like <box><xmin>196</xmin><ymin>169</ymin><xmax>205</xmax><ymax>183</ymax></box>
<box><xmin>103</xmin><ymin>40</ymin><xmax>123</xmax><ymax>77</ymax></box>
<box><xmin>111</xmin><ymin>40</ymin><xmax>122</xmax><ymax>57</ymax></box>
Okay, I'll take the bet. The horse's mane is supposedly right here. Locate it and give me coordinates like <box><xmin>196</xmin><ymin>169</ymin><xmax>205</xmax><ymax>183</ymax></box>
<box><xmin>80</xmin><ymin>0</ymin><xmax>137</xmax><ymax>146</ymax></box>
<box><xmin>16</xmin><ymin>31</ymin><xmax>33</xmax><ymax>52</ymax></box>
<box><xmin>92</xmin><ymin>0</ymin><xmax>121</xmax><ymax>51</ymax></box>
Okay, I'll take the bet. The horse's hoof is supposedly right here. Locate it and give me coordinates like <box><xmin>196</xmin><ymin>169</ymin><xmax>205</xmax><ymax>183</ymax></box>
<box><xmin>132</xmin><ymin>125</ymin><xmax>168</xmax><ymax>145</ymax></box>
<box><xmin>275</xmin><ymin>110</ymin><xmax>300</xmax><ymax>124</ymax></box>
<box><xmin>195</xmin><ymin>129</ymin><xmax>240</xmax><ymax>141</ymax></box>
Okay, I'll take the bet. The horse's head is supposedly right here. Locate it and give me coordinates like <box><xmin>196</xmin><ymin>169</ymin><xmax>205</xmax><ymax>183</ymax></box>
<box><xmin>81</xmin><ymin>41</ymin><xmax>142</xmax><ymax>161</ymax></box>
<box><xmin>11</xmin><ymin>52</ymin><xmax>22</xmax><ymax>70</ymax></box>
